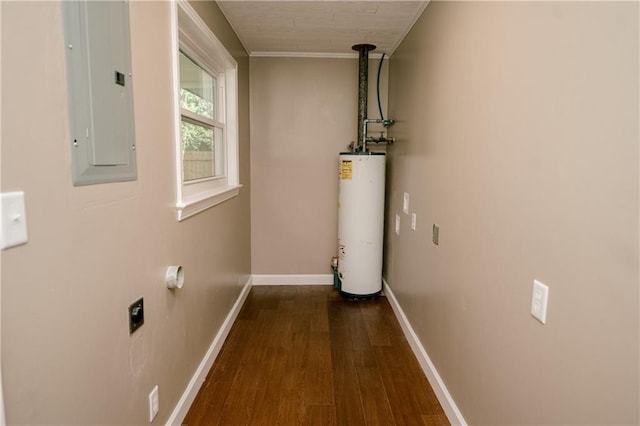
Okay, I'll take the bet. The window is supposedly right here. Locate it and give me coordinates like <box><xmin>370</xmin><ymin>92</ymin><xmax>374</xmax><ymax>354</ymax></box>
<box><xmin>171</xmin><ymin>0</ymin><xmax>240</xmax><ymax>220</ymax></box>
<box><xmin>179</xmin><ymin>51</ymin><xmax>223</xmax><ymax>182</ymax></box>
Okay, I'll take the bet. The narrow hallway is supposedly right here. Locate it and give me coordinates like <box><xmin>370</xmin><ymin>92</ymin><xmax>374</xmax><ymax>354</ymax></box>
<box><xmin>184</xmin><ymin>286</ymin><xmax>448</xmax><ymax>425</ymax></box>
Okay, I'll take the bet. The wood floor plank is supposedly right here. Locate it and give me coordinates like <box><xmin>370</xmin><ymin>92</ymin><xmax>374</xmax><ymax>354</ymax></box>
<box><xmin>304</xmin><ymin>332</ymin><xmax>334</xmax><ymax>405</ymax></box>
<box><xmin>183</xmin><ymin>379</ymin><xmax>230</xmax><ymax>426</ymax></box>
<box><xmin>304</xmin><ymin>404</ymin><xmax>337</xmax><ymax>425</ymax></box>
<box><xmin>249</xmin><ymin>346</ymin><xmax>288</xmax><ymax>425</ymax></box>
<box><xmin>184</xmin><ymin>286</ymin><xmax>449</xmax><ymax>426</ymax></box>
<box><xmin>375</xmin><ymin>345</ymin><xmax>448</xmax><ymax>421</ymax></box>
<box><xmin>216</xmin><ymin>363</ymin><xmax>265</xmax><ymax>425</ymax></box>
<box><xmin>375</xmin><ymin>347</ymin><xmax>431</xmax><ymax>425</ymax></box>
<box><xmin>329</xmin><ymin>344</ymin><xmax>367</xmax><ymax>426</ymax></box>
<box><xmin>356</xmin><ymin>366</ymin><xmax>397</xmax><ymax>425</ymax></box>
<box><xmin>276</xmin><ymin>367</ymin><xmax>306</xmax><ymax>424</ymax></box>
<box><xmin>360</xmin><ymin>301</ymin><xmax>394</xmax><ymax>347</ymax></box>
<box><xmin>423</xmin><ymin>413</ymin><xmax>451</xmax><ymax>426</ymax></box>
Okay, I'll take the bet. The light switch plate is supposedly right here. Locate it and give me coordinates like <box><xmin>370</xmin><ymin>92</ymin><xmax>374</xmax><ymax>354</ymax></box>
<box><xmin>403</xmin><ymin>192</ymin><xmax>410</xmax><ymax>214</ymax></box>
<box><xmin>411</xmin><ymin>213</ymin><xmax>417</xmax><ymax>231</ymax></box>
<box><xmin>531</xmin><ymin>280</ymin><xmax>549</xmax><ymax>324</ymax></box>
<box><xmin>1</xmin><ymin>192</ymin><xmax>28</xmax><ymax>250</ymax></box>
<box><xmin>432</xmin><ymin>224</ymin><xmax>439</xmax><ymax>245</ymax></box>
<box><xmin>395</xmin><ymin>214</ymin><xmax>400</xmax><ymax>236</ymax></box>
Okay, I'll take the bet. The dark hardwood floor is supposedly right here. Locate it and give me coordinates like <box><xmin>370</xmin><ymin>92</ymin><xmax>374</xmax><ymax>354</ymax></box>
<box><xmin>184</xmin><ymin>285</ymin><xmax>449</xmax><ymax>425</ymax></box>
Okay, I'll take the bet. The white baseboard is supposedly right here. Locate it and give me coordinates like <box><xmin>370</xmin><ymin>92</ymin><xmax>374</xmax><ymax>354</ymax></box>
<box><xmin>166</xmin><ymin>276</ymin><xmax>253</xmax><ymax>426</ymax></box>
<box><xmin>252</xmin><ymin>274</ymin><xmax>333</xmax><ymax>285</ymax></box>
<box><xmin>382</xmin><ymin>278</ymin><xmax>467</xmax><ymax>426</ymax></box>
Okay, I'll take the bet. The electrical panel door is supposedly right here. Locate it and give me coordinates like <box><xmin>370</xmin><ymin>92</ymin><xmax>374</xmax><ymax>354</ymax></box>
<box><xmin>63</xmin><ymin>0</ymin><xmax>137</xmax><ymax>185</ymax></box>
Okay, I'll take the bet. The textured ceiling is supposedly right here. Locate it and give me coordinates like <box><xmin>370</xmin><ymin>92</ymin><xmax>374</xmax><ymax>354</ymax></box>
<box><xmin>217</xmin><ymin>1</ymin><xmax>428</xmax><ymax>55</ymax></box>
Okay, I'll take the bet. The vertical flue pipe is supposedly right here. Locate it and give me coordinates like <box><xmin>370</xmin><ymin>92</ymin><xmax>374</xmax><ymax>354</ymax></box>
<box><xmin>352</xmin><ymin>44</ymin><xmax>376</xmax><ymax>151</ymax></box>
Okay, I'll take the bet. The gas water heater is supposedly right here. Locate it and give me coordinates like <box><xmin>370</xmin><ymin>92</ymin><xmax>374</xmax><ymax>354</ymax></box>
<box><xmin>337</xmin><ymin>152</ymin><xmax>386</xmax><ymax>297</ymax></box>
<box><xmin>334</xmin><ymin>43</ymin><xmax>393</xmax><ymax>299</ymax></box>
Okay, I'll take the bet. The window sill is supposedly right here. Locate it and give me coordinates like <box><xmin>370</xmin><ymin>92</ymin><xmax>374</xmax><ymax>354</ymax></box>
<box><xmin>177</xmin><ymin>184</ymin><xmax>242</xmax><ymax>221</ymax></box>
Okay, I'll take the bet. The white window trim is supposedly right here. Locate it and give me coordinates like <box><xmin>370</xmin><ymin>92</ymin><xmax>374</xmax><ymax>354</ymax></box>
<box><xmin>170</xmin><ymin>0</ymin><xmax>241</xmax><ymax>221</ymax></box>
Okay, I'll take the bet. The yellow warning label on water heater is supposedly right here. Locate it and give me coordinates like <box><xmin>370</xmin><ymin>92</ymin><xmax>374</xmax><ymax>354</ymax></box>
<box><xmin>341</xmin><ymin>160</ymin><xmax>353</xmax><ymax>180</ymax></box>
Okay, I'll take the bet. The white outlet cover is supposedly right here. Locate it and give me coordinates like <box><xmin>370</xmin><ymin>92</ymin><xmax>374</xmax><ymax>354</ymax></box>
<box><xmin>395</xmin><ymin>214</ymin><xmax>400</xmax><ymax>236</ymax></box>
<box><xmin>149</xmin><ymin>385</ymin><xmax>159</xmax><ymax>422</ymax></box>
<box><xmin>531</xmin><ymin>280</ymin><xmax>549</xmax><ymax>324</ymax></box>
<box><xmin>411</xmin><ymin>213</ymin><xmax>417</xmax><ymax>231</ymax></box>
<box><xmin>403</xmin><ymin>192</ymin><xmax>410</xmax><ymax>214</ymax></box>
<box><xmin>1</xmin><ymin>192</ymin><xmax>28</xmax><ymax>250</ymax></box>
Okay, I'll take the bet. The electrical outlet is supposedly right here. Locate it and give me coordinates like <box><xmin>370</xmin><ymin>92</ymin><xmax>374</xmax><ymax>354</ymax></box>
<box><xmin>531</xmin><ymin>280</ymin><xmax>549</xmax><ymax>324</ymax></box>
<box><xmin>395</xmin><ymin>214</ymin><xmax>400</xmax><ymax>236</ymax></box>
<box><xmin>432</xmin><ymin>224</ymin><xmax>439</xmax><ymax>245</ymax></box>
<box><xmin>411</xmin><ymin>213</ymin><xmax>417</xmax><ymax>231</ymax></box>
<box><xmin>403</xmin><ymin>192</ymin><xmax>410</xmax><ymax>214</ymax></box>
<box><xmin>149</xmin><ymin>385</ymin><xmax>159</xmax><ymax>422</ymax></box>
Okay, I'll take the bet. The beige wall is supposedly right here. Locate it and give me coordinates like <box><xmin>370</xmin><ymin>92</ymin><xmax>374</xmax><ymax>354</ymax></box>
<box><xmin>1</xmin><ymin>1</ymin><xmax>250</xmax><ymax>424</ymax></box>
<box><xmin>250</xmin><ymin>57</ymin><xmax>388</xmax><ymax>274</ymax></box>
<box><xmin>385</xmin><ymin>2</ymin><xmax>639</xmax><ymax>424</ymax></box>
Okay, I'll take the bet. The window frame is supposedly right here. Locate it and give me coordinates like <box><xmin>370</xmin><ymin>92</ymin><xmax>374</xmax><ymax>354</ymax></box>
<box><xmin>171</xmin><ymin>0</ymin><xmax>240</xmax><ymax>221</ymax></box>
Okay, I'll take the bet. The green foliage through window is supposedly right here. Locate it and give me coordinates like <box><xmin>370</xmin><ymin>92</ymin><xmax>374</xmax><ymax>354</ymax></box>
<box><xmin>180</xmin><ymin>88</ymin><xmax>214</xmax><ymax>119</ymax></box>
<box><xmin>181</xmin><ymin>119</ymin><xmax>212</xmax><ymax>152</ymax></box>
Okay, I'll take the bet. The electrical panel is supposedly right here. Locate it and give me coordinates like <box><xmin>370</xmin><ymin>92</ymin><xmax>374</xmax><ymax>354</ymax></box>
<box><xmin>63</xmin><ymin>0</ymin><xmax>137</xmax><ymax>185</ymax></box>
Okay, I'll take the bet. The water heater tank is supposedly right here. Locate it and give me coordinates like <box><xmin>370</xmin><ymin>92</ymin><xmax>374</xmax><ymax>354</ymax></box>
<box><xmin>337</xmin><ymin>152</ymin><xmax>386</xmax><ymax>297</ymax></box>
